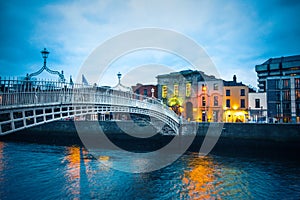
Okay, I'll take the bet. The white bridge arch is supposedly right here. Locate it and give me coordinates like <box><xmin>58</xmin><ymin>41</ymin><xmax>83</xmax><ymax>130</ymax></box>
<box><xmin>0</xmin><ymin>78</ymin><xmax>179</xmax><ymax>135</ymax></box>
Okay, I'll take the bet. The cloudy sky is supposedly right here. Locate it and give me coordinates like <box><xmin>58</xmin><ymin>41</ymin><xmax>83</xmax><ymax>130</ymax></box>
<box><xmin>1</xmin><ymin>0</ymin><xmax>300</xmax><ymax>88</ymax></box>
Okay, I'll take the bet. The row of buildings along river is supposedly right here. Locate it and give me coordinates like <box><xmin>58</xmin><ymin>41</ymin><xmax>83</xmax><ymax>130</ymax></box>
<box><xmin>1</xmin><ymin>51</ymin><xmax>299</xmax><ymax>124</ymax></box>
<box><xmin>132</xmin><ymin>55</ymin><xmax>300</xmax><ymax>124</ymax></box>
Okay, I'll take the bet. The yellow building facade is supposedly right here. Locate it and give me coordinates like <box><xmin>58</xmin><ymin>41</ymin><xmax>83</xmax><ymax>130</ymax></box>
<box><xmin>157</xmin><ymin>70</ymin><xmax>224</xmax><ymax>122</ymax></box>
<box><xmin>157</xmin><ymin>71</ymin><xmax>249</xmax><ymax>123</ymax></box>
<box><xmin>223</xmin><ymin>75</ymin><xmax>249</xmax><ymax>122</ymax></box>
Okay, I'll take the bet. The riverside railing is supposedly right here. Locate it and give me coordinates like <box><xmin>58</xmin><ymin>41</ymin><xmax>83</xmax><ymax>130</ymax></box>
<box><xmin>0</xmin><ymin>78</ymin><xmax>179</xmax><ymax>123</ymax></box>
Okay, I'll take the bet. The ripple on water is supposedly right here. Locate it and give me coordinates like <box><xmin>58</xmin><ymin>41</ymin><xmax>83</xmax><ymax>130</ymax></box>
<box><xmin>0</xmin><ymin>142</ymin><xmax>299</xmax><ymax>199</ymax></box>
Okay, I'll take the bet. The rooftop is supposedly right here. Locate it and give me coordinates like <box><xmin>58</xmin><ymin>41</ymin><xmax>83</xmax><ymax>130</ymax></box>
<box><xmin>156</xmin><ymin>69</ymin><xmax>219</xmax><ymax>81</ymax></box>
<box><xmin>256</xmin><ymin>54</ymin><xmax>300</xmax><ymax>73</ymax></box>
<box><xmin>262</xmin><ymin>55</ymin><xmax>300</xmax><ymax>65</ymax></box>
<box><xmin>223</xmin><ymin>80</ymin><xmax>245</xmax><ymax>87</ymax></box>
<box><xmin>223</xmin><ymin>75</ymin><xmax>246</xmax><ymax>87</ymax></box>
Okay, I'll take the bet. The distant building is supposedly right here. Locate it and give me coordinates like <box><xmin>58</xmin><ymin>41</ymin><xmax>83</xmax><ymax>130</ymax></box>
<box><xmin>255</xmin><ymin>55</ymin><xmax>300</xmax><ymax>123</ymax></box>
<box><xmin>223</xmin><ymin>75</ymin><xmax>249</xmax><ymax>123</ymax></box>
<box><xmin>156</xmin><ymin>70</ymin><xmax>223</xmax><ymax>121</ymax></box>
<box><xmin>248</xmin><ymin>92</ymin><xmax>267</xmax><ymax>123</ymax></box>
<box><xmin>131</xmin><ymin>83</ymin><xmax>157</xmax><ymax>100</ymax></box>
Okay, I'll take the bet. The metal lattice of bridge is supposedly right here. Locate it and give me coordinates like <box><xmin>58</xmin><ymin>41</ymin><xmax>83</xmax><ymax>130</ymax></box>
<box><xmin>0</xmin><ymin>78</ymin><xmax>180</xmax><ymax>135</ymax></box>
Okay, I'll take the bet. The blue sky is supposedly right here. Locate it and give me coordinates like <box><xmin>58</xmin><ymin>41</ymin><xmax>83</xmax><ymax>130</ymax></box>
<box><xmin>0</xmin><ymin>0</ymin><xmax>300</xmax><ymax>88</ymax></box>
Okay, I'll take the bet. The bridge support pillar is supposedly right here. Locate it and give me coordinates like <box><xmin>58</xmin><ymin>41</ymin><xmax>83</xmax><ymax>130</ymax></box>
<box><xmin>179</xmin><ymin>125</ymin><xmax>182</xmax><ymax>136</ymax></box>
<box><xmin>10</xmin><ymin>112</ymin><xmax>15</xmax><ymax>131</ymax></box>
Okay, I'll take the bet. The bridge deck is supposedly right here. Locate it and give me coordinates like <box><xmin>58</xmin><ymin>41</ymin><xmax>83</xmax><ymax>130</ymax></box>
<box><xmin>0</xmin><ymin>79</ymin><xmax>179</xmax><ymax>135</ymax></box>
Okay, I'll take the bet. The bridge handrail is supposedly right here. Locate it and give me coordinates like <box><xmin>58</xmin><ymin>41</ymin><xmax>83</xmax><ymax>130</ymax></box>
<box><xmin>0</xmin><ymin>78</ymin><xmax>179</xmax><ymax>123</ymax></box>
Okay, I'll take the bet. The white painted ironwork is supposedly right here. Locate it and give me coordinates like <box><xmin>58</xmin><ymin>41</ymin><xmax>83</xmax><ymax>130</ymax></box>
<box><xmin>27</xmin><ymin>48</ymin><xmax>65</xmax><ymax>82</ymax></box>
<box><xmin>0</xmin><ymin>78</ymin><xmax>179</xmax><ymax>135</ymax></box>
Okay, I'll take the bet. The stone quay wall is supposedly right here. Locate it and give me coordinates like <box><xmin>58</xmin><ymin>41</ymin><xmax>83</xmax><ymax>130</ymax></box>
<box><xmin>0</xmin><ymin>121</ymin><xmax>299</xmax><ymax>155</ymax></box>
<box><xmin>1</xmin><ymin>121</ymin><xmax>299</xmax><ymax>141</ymax></box>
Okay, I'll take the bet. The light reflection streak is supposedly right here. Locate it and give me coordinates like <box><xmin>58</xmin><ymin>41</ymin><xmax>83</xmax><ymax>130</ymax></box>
<box><xmin>181</xmin><ymin>155</ymin><xmax>222</xmax><ymax>199</ymax></box>
<box><xmin>63</xmin><ymin>146</ymin><xmax>114</xmax><ymax>199</ymax></box>
<box><xmin>63</xmin><ymin>146</ymin><xmax>91</xmax><ymax>199</ymax></box>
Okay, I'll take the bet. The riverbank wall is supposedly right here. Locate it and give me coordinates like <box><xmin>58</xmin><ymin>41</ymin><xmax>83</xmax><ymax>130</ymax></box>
<box><xmin>0</xmin><ymin>121</ymin><xmax>299</xmax><ymax>157</ymax></box>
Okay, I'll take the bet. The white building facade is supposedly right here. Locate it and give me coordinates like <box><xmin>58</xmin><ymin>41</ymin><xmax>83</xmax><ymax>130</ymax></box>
<box><xmin>248</xmin><ymin>92</ymin><xmax>268</xmax><ymax>123</ymax></box>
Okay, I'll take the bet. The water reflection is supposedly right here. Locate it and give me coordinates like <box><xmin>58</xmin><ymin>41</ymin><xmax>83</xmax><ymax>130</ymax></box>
<box><xmin>181</xmin><ymin>154</ymin><xmax>254</xmax><ymax>199</ymax></box>
<box><xmin>0</xmin><ymin>141</ymin><xmax>297</xmax><ymax>199</ymax></box>
<box><xmin>63</xmin><ymin>146</ymin><xmax>81</xmax><ymax>198</ymax></box>
<box><xmin>182</xmin><ymin>154</ymin><xmax>221</xmax><ymax>199</ymax></box>
<box><xmin>63</xmin><ymin>146</ymin><xmax>93</xmax><ymax>199</ymax></box>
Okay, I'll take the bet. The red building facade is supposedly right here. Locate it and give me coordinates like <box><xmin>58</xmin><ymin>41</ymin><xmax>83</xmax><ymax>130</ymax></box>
<box><xmin>132</xmin><ymin>83</ymin><xmax>158</xmax><ymax>100</ymax></box>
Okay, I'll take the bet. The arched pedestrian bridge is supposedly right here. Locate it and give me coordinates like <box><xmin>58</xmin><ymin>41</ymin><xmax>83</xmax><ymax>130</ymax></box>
<box><xmin>0</xmin><ymin>79</ymin><xmax>179</xmax><ymax>135</ymax></box>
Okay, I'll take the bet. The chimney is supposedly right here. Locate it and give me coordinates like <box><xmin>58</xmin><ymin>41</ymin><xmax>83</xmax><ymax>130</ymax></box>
<box><xmin>233</xmin><ymin>75</ymin><xmax>237</xmax><ymax>83</ymax></box>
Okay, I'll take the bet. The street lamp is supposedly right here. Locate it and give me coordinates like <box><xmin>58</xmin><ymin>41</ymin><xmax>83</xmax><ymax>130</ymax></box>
<box><xmin>41</xmin><ymin>48</ymin><xmax>49</xmax><ymax>59</ymax></box>
<box><xmin>117</xmin><ymin>72</ymin><xmax>122</xmax><ymax>84</ymax></box>
<box><xmin>25</xmin><ymin>48</ymin><xmax>65</xmax><ymax>82</ymax></box>
<box><xmin>151</xmin><ymin>88</ymin><xmax>155</xmax><ymax>98</ymax></box>
<box><xmin>41</xmin><ymin>48</ymin><xmax>49</xmax><ymax>68</ymax></box>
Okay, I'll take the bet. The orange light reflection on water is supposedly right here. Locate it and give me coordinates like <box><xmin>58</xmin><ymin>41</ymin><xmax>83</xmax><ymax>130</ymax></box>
<box><xmin>62</xmin><ymin>146</ymin><xmax>112</xmax><ymax>199</ymax></box>
<box><xmin>63</xmin><ymin>146</ymin><xmax>90</xmax><ymax>198</ymax></box>
<box><xmin>182</xmin><ymin>155</ymin><xmax>222</xmax><ymax>199</ymax></box>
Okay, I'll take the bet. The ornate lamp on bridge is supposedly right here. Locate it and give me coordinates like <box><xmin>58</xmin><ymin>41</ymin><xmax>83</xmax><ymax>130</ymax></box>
<box><xmin>26</xmin><ymin>48</ymin><xmax>65</xmax><ymax>82</ymax></box>
<box><xmin>112</xmin><ymin>72</ymin><xmax>132</xmax><ymax>92</ymax></box>
<box><xmin>41</xmin><ymin>48</ymin><xmax>49</xmax><ymax>67</ymax></box>
<box><xmin>151</xmin><ymin>88</ymin><xmax>155</xmax><ymax>98</ymax></box>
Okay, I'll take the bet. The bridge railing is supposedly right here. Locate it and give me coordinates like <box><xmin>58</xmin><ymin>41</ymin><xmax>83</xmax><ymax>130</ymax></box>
<box><xmin>0</xmin><ymin>78</ymin><xmax>179</xmax><ymax>123</ymax></box>
<box><xmin>70</xmin><ymin>88</ymin><xmax>179</xmax><ymax>123</ymax></box>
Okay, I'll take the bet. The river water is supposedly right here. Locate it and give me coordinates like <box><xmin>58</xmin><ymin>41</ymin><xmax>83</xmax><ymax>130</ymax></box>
<box><xmin>0</xmin><ymin>141</ymin><xmax>299</xmax><ymax>199</ymax></box>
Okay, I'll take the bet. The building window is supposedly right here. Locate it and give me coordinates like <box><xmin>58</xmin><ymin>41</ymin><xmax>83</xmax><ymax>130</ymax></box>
<box><xmin>296</xmin><ymin>103</ymin><xmax>300</xmax><ymax>115</ymax></box>
<box><xmin>276</xmin><ymin>91</ymin><xmax>281</xmax><ymax>101</ymax></box>
<box><xmin>283</xmin><ymin>103</ymin><xmax>291</xmax><ymax>114</ymax></box>
<box><xmin>186</xmin><ymin>83</ymin><xmax>191</xmax><ymax>97</ymax></box>
<box><xmin>162</xmin><ymin>86</ymin><xmax>167</xmax><ymax>98</ymax></box>
<box><xmin>283</xmin><ymin>90</ymin><xmax>290</xmax><ymax>101</ymax></box>
<box><xmin>255</xmin><ymin>99</ymin><xmax>260</xmax><ymax>108</ymax></box>
<box><xmin>240</xmin><ymin>89</ymin><xmax>245</xmax><ymax>96</ymax></box>
<box><xmin>276</xmin><ymin>80</ymin><xmax>281</xmax><ymax>89</ymax></box>
<box><xmin>174</xmin><ymin>84</ymin><xmax>179</xmax><ymax>96</ymax></box>
<box><xmin>241</xmin><ymin>99</ymin><xmax>245</xmax><ymax>108</ymax></box>
<box><xmin>295</xmin><ymin>78</ymin><xmax>300</xmax><ymax>89</ymax></box>
<box><xmin>213</xmin><ymin>83</ymin><xmax>218</xmax><ymax>90</ymax></box>
<box><xmin>226</xmin><ymin>89</ymin><xmax>230</xmax><ymax>96</ymax></box>
<box><xmin>276</xmin><ymin>103</ymin><xmax>281</xmax><ymax>116</ymax></box>
<box><xmin>144</xmin><ymin>89</ymin><xmax>147</xmax><ymax>96</ymax></box>
<box><xmin>135</xmin><ymin>89</ymin><xmax>140</xmax><ymax>99</ymax></box>
<box><xmin>202</xmin><ymin>96</ymin><xmax>206</xmax><ymax>107</ymax></box>
<box><xmin>296</xmin><ymin>89</ymin><xmax>300</xmax><ymax>100</ymax></box>
<box><xmin>283</xmin><ymin>79</ymin><xmax>290</xmax><ymax>89</ymax></box>
<box><xmin>213</xmin><ymin>96</ymin><xmax>218</xmax><ymax>106</ymax></box>
<box><xmin>226</xmin><ymin>99</ymin><xmax>230</xmax><ymax>108</ymax></box>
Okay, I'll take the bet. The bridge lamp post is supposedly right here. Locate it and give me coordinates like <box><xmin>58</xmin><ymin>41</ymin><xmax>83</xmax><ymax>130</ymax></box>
<box><xmin>117</xmin><ymin>72</ymin><xmax>122</xmax><ymax>84</ymax></box>
<box><xmin>151</xmin><ymin>88</ymin><xmax>155</xmax><ymax>98</ymax></box>
<box><xmin>41</xmin><ymin>48</ymin><xmax>50</xmax><ymax>68</ymax></box>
